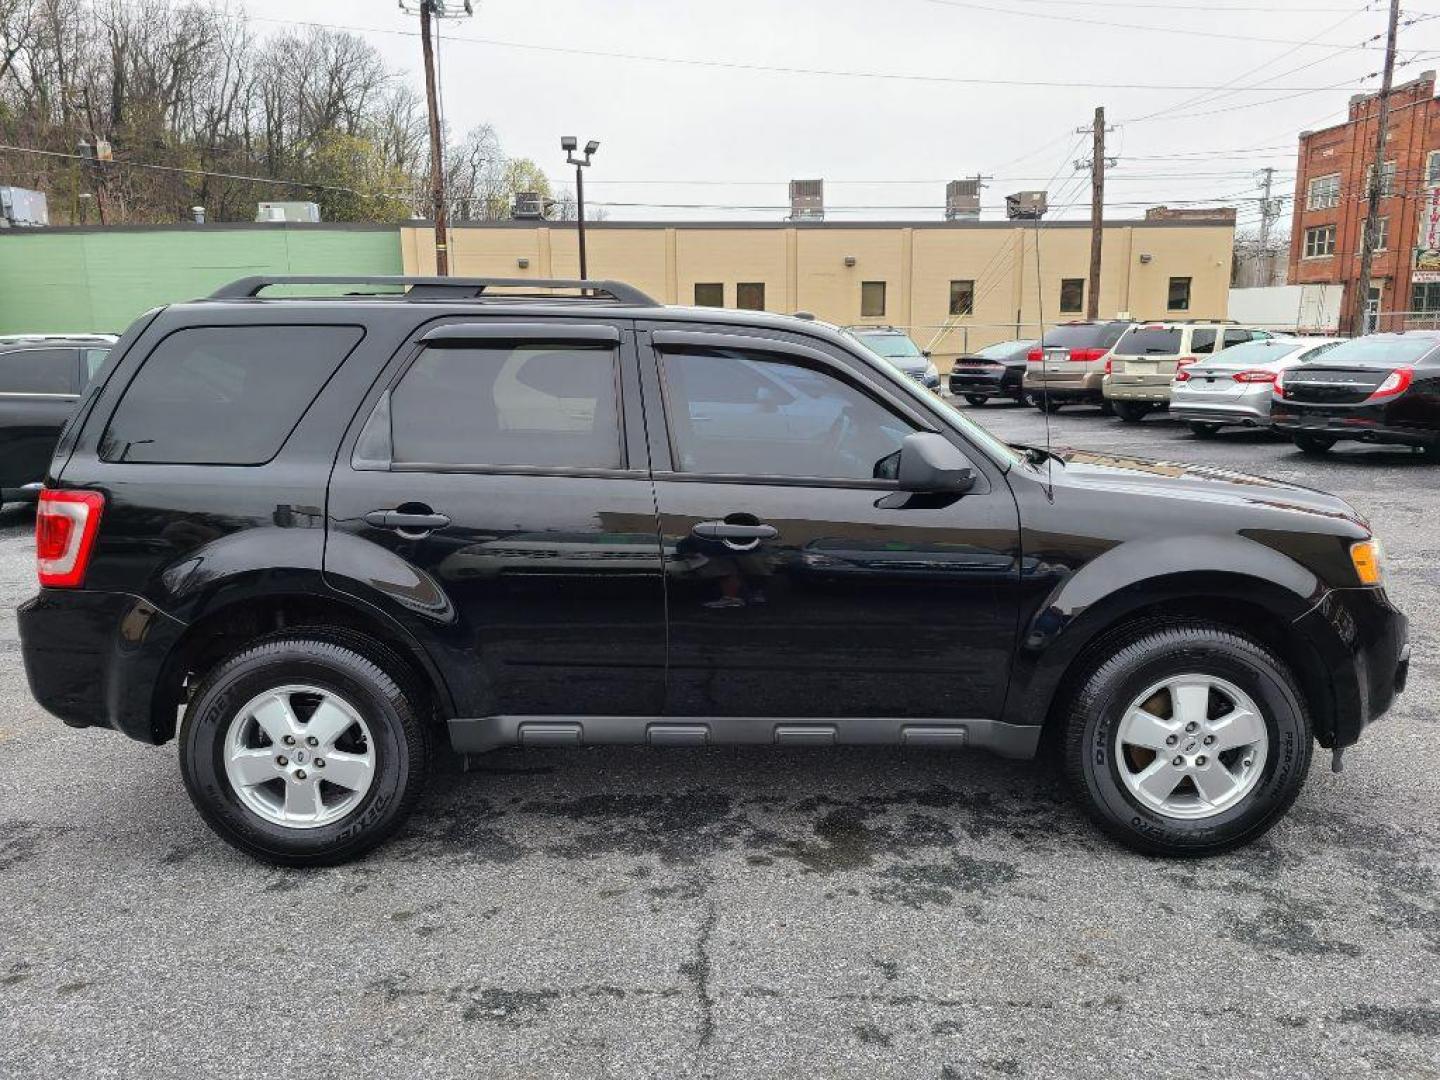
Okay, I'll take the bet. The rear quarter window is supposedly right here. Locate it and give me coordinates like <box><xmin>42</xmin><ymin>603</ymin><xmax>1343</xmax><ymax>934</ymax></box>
<box><xmin>99</xmin><ymin>325</ymin><xmax>363</xmax><ymax>465</ymax></box>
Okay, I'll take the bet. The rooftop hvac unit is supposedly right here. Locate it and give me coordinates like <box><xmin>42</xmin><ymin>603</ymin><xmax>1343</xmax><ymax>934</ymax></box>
<box><xmin>513</xmin><ymin>191</ymin><xmax>545</xmax><ymax>219</ymax></box>
<box><xmin>789</xmin><ymin>179</ymin><xmax>824</xmax><ymax>222</ymax></box>
<box><xmin>1005</xmin><ymin>190</ymin><xmax>1048</xmax><ymax>220</ymax></box>
<box><xmin>945</xmin><ymin>179</ymin><xmax>981</xmax><ymax>221</ymax></box>
<box><xmin>0</xmin><ymin>186</ymin><xmax>49</xmax><ymax>228</ymax></box>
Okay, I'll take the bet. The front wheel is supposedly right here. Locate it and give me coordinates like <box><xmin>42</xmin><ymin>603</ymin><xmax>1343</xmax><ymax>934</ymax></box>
<box><xmin>1111</xmin><ymin>401</ymin><xmax>1151</xmax><ymax>423</ymax></box>
<box><xmin>1063</xmin><ymin>621</ymin><xmax>1312</xmax><ymax>857</ymax></box>
<box><xmin>1293</xmin><ymin>433</ymin><xmax>1336</xmax><ymax>456</ymax></box>
<box><xmin>964</xmin><ymin>393</ymin><xmax>989</xmax><ymax>406</ymax></box>
<box><xmin>179</xmin><ymin>632</ymin><xmax>431</xmax><ymax>866</ymax></box>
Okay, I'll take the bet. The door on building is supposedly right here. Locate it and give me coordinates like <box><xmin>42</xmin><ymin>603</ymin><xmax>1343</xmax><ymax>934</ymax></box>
<box><xmin>636</xmin><ymin>322</ymin><xmax>1024</xmax><ymax>726</ymax></box>
<box><xmin>1364</xmin><ymin>285</ymin><xmax>1382</xmax><ymax>334</ymax></box>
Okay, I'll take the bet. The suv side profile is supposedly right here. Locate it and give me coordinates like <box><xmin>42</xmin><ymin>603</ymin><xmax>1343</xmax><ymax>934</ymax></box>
<box><xmin>19</xmin><ymin>277</ymin><xmax>1410</xmax><ymax>866</ymax></box>
<box><xmin>1105</xmin><ymin>323</ymin><xmax>1272</xmax><ymax>422</ymax></box>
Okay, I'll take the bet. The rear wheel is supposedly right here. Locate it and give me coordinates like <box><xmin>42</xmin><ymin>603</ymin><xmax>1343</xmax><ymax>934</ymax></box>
<box><xmin>1189</xmin><ymin>422</ymin><xmax>1223</xmax><ymax>438</ymax></box>
<box><xmin>1033</xmin><ymin>396</ymin><xmax>1064</xmax><ymax>414</ymax></box>
<box><xmin>1063</xmin><ymin>621</ymin><xmax>1312</xmax><ymax>856</ymax></box>
<box><xmin>964</xmin><ymin>393</ymin><xmax>989</xmax><ymax>406</ymax></box>
<box><xmin>1112</xmin><ymin>401</ymin><xmax>1151</xmax><ymax>423</ymax></box>
<box><xmin>1293</xmin><ymin>433</ymin><xmax>1336</xmax><ymax>456</ymax></box>
<box><xmin>179</xmin><ymin>632</ymin><xmax>430</xmax><ymax>866</ymax></box>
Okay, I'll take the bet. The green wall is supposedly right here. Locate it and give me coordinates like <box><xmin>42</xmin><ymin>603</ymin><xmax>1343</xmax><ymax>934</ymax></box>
<box><xmin>0</xmin><ymin>225</ymin><xmax>403</xmax><ymax>335</ymax></box>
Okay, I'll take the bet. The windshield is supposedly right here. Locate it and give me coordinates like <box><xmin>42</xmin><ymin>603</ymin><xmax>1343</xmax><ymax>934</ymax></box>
<box><xmin>854</xmin><ymin>332</ymin><xmax>924</xmax><ymax>359</ymax></box>
<box><xmin>1115</xmin><ymin>327</ymin><xmax>1183</xmax><ymax>356</ymax></box>
<box><xmin>1308</xmin><ymin>335</ymin><xmax>1440</xmax><ymax>368</ymax></box>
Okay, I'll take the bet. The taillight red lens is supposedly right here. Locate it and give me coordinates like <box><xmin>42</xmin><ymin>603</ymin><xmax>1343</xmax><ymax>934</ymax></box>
<box><xmin>36</xmin><ymin>489</ymin><xmax>105</xmax><ymax>588</ymax></box>
<box><xmin>1070</xmin><ymin>347</ymin><xmax>1108</xmax><ymax>362</ymax></box>
<box><xmin>1231</xmin><ymin>369</ymin><xmax>1277</xmax><ymax>383</ymax></box>
<box><xmin>1027</xmin><ymin>349</ymin><xmax>1043</xmax><ymax>362</ymax></box>
<box><xmin>1369</xmin><ymin>366</ymin><xmax>1414</xmax><ymax>400</ymax></box>
<box><xmin>1175</xmin><ymin>356</ymin><xmax>1198</xmax><ymax>369</ymax></box>
<box><xmin>1104</xmin><ymin>359</ymin><xmax>1113</xmax><ymax>375</ymax></box>
<box><xmin>1174</xmin><ymin>369</ymin><xmax>1192</xmax><ymax>382</ymax></box>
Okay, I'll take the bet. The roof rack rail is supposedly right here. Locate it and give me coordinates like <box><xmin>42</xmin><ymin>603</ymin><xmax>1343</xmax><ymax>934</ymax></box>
<box><xmin>209</xmin><ymin>276</ymin><xmax>661</xmax><ymax>307</ymax></box>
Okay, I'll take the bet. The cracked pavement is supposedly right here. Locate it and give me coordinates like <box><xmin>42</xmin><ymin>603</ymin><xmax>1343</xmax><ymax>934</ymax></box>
<box><xmin>0</xmin><ymin>403</ymin><xmax>1437</xmax><ymax>1078</ymax></box>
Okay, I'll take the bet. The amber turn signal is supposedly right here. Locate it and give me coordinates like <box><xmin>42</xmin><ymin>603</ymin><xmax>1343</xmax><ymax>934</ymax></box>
<box><xmin>1350</xmin><ymin>539</ymin><xmax>1384</xmax><ymax>586</ymax></box>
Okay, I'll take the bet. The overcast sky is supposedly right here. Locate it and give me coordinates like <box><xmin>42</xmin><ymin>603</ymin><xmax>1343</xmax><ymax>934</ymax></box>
<box><xmin>236</xmin><ymin>0</ymin><xmax>1440</xmax><ymax>229</ymax></box>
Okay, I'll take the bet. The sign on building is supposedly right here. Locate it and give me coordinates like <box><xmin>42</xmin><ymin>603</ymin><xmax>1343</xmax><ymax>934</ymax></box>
<box><xmin>1416</xmin><ymin>189</ymin><xmax>1440</xmax><ymax>282</ymax></box>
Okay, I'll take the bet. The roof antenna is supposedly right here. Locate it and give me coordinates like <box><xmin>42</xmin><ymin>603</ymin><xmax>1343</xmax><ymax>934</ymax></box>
<box><xmin>1030</xmin><ymin>217</ymin><xmax>1055</xmax><ymax>502</ymax></box>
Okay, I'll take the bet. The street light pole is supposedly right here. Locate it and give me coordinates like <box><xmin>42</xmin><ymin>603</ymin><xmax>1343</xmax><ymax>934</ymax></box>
<box><xmin>563</xmin><ymin>137</ymin><xmax>600</xmax><ymax>279</ymax></box>
<box><xmin>401</xmin><ymin>0</ymin><xmax>474</xmax><ymax>276</ymax></box>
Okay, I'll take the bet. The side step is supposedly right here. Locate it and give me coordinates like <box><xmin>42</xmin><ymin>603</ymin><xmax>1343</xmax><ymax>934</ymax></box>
<box><xmin>447</xmin><ymin>716</ymin><xmax>1041</xmax><ymax>759</ymax></box>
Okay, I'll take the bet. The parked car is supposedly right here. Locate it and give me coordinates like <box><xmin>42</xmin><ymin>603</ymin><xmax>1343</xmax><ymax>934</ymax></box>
<box><xmin>1169</xmin><ymin>337</ymin><xmax>1344</xmax><ymax>437</ymax></box>
<box><xmin>947</xmin><ymin>338</ymin><xmax>1035</xmax><ymax>404</ymax></box>
<box><xmin>1271</xmin><ymin>331</ymin><xmax>1440</xmax><ymax>459</ymax></box>
<box><xmin>1105</xmin><ymin>323</ymin><xmax>1273</xmax><ymax>422</ymax></box>
<box><xmin>1021</xmin><ymin>320</ymin><xmax>1133</xmax><ymax>411</ymax></box>
<box><xmin>0</xmin><ymin>333</ymin><xmax>115</xmax><ymax>506</ymax></box>
<box><xmin>842</xmin><ymin>325</ymin><xmax>940</xmax><ymax>389</ymax></box>
<box><xmin>19</xmin><ymin>275</ymin><xmax>1409</xmax><ymax>865</ymax></box>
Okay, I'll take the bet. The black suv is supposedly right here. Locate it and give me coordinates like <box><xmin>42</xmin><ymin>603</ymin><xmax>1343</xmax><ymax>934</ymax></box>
<box><xmin>19</xmin><ymin>277</ymin><xmax>1410</xmax><ymax>866</ymax></box>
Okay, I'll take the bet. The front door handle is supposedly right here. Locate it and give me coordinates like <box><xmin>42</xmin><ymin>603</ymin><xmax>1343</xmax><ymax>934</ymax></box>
<box><xmin>364</xmin><ymin>509</ymin><xmax>452</xmax><ymax>534</ymax></box>
<box><xmin>691</xmin><ymin>521</ymin><xmax>778</xmax><ymax>550</ymax></box>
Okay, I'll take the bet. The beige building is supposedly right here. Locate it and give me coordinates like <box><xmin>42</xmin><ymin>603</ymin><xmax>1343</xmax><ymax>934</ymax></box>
<box><xmin>400</xmin><ymin>217</ymin><xmax>1235</xmax><ymax>364</ymax></box>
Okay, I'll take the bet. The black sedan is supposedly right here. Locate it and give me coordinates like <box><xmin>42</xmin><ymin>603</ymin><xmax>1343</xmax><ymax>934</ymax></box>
<box><xmin>1271</xmin><ymin>332</ymin><xmax>1440</xmax><ymax>459</ymax></box>
<box><xmin>947</xmin><ymin>338</ymin><xmax>1036</xmax><ymax>405</ymax></box>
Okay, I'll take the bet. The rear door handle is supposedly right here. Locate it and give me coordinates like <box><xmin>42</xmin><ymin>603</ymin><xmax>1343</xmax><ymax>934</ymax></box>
<box><xmin>691</xmin><ymin>521</ymin><xmax>778</xmax><ymax>547</ymax></box>
<box><xmin>364</xmin><ymin>510</ymin><xmax>452</xmax><ymax>533</ymax></box>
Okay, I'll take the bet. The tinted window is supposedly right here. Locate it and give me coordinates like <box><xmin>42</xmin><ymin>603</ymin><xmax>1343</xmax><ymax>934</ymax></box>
<box><xmin>861</xmin><ymin>281</ymin><xmax>887</xmax><ymax>317</ymax></box>
<box><xmin>1115</xmin><ymin>328</ymin><xmax>1183</xmax><ymax>355</ymax></box>
<box><xmin>1222</xmin><ymin>329</ymin><xmax>1252</xmax><ymax>348</ymax></box>
<box><xmin>391</xmin><ymin>343</ymin><xmax>621</xmax><ymax>469</ymax></box>
<box><xmin>975</xmin><ymin>339</ymin><xmax>1033</xmax><ymax>359</ymax></box>
<box><xmin>101</xmin><ymin>326</ymin><xmax>361</xmax><ymax>465</ymax></box>
<box><xmin>1192</xmin><ymin>329</ymin><xmax>1217</xmax><ymax>355</ymax></box>
<box><xmin>0</xmin><ymin>348</ymin><xmax>78</xmax><ymax>395</ymax></box>
<box><xmin>661</xmin><ymin>348</ymin><xmax>917</xmax><ymax>481</ymax></box>
<box><xmin>1040</xmin><ymin>323</ymin><xmax>1125</xmax><ymax>349</ymax></box>
<box><xmin>736</xmin><ymin>282</ymin><xmax>765</xmax><ymax>311</ymax></box>
<box><xmin>1306</xmin><ymin>336</ymin><xmax>1440</xmax><ymax>368</ymax></box>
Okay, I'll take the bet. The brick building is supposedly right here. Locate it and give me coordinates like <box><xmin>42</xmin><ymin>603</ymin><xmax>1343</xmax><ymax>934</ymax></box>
<box><xmin>1290</xmin><ymin>71</ymin><xmax>1440</xmax><ymax>329</ymax></box>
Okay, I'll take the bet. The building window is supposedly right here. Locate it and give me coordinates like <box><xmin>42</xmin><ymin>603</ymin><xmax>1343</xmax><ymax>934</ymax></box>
<box><xmin>736</xmin><ymin>282</ymin><xmax>765</xmax><ymax>310</ymax></box>
<box><xmin>694</xmin><ymin>282</ymin><xmax>724</xmax><ymax>307</ymax></box>
<box><xmin>1412</xmin><ymin>281</ymin><xmax>1440</xmax><ymax>314</ymax></box>
<box><xmin>1303</xmin><ymin>225</ymin><xmax>1337</xmax><ymax>258</ymax></box>
<box><xmin>1364</xmin><ymin>161</ymin><xmax>1397</xmax><ymax>197</ymax></box>
<box><xmin>1306</xmin><ymin>173</ymin><xmax>1341</xmax><ymax>211</ymax></box>
<box><xmin>1373</xmin><ymin>216</ymin><xmax>1390</xmax><ymax>251</ymax></box>
<box><xmin>949</xmin><ymin>279</ymin><xmax>975</xmax><ymax>316</ymax></box>
<box><xmin>1167</xmin><ymin>277</ymin><xmax>1192</xmax><ymax>312</ymax></box>
<box><xmin>861</xmin><ymin>281</ymin><xmax>887</xmax><ymax>317</ymax></box>
<box><xmin>1428</xmin><ymin>151</ymin><xmax>1440</xmax><ymax>186</ymax></box>
<box><xmin>1059</xmin><ymin>278</ymin><xmax>1084</xmax><ymax>313</ymax></box>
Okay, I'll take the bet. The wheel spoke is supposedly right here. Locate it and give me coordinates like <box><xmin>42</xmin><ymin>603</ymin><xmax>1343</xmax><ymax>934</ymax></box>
<box><xmin>228</xmin><ymin>748</ymin><xmax>280</xmax><ymax>787</ymax></box>
<box><xmin>1119</xmin><ymin>707</ymin><xmax>1178</xmax><ymax>751</ymax></box>
<box><xmin>320</xmin><ymin>750</ymin><xmax>373</xmax><ymax>792</ymax></box>
<box><xmin>305</xmin><ymin>698</ymin><xmax>356</xmax><ymax>748</ymax></box>
<box><xmin>251</xmin><ymin>694</ymin><xmax>300</xmax><ymax>746</ymax></box>
<box><xmin>1192</xmin><ymin>761</ymin><xmax>1241</xmax><ymax>806</ymax></box>
<box><xmin>1169</xmin><ymin>680</ymin><xmax>1211</xmax><ymax>729</ymax></box>
<box><xmin>283</xmin><ymin>778</ymin><xmax>323</xmax><ymax>820</ymax></box>
<box><xmin>1210</xmin><ymin>706</ymin><xmax>1264</xmax><ymax>752</ymax></box>
<box><xmin>1135</xmin><ymin>758</ymin><xmax>1186</xmax><ymax>803</ymax></box>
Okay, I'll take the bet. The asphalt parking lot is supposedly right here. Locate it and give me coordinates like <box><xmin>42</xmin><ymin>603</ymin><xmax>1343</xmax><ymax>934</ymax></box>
<box><xmin>0</xmin><ymin>402</ymin><xmax>1436</xmax><ymax>1080</ymax></box>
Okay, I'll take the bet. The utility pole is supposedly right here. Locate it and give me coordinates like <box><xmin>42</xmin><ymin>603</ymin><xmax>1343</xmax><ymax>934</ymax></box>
<box><xmin>1076</xmin><ymin>107</ymin><xmax>1114</xmax><ymax>321</ymax></box>
<box><xmin>402</xmin><ymin>1</ymin><xmax>474</xmax><ymax>276</ymax></box>
<box><xmin>1256</xmin><ymin>166</ymin><xmax>1282</xmax><ymax>287</ymax></box>
<box><xmin>1352</xmin><ymin>0</ymin><xmax>1401</xmax><ymax>336</ymax></box>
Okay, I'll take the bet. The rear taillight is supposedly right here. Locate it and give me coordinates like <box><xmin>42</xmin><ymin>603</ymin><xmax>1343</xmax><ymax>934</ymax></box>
<box><xmin>1069</xmin><ymin>347</ymin><xmax>1108</xmax><ymax>362</ymax></box>
<box><xmin>1273</xmin><ymin>369</ymin><xmax>1288</xmax><ymax>396</ymax></box>
<box><xmin>1174</xmin><ymin>368</ymin><xmax>1192</xmax><ymax>382</ymax></box>
<box><xmin>1175</xmin><ymin>356</ymin><xmax>1199</xmax><ymax>370</ymax></box>
<box><xmin>1231</xmin><ymin>369</ymin><xmax>1277</xmax><ymax>383</ymax></box>
<box><xmin>1027</xmin><ymin>349</ymin><xmax>1043</xmax><ymax>363</ymax></box>
<box><xmin>1104</xmin><ymin>359</ymin><xmax>1113</xmax><ymax>376</ymax></box>
<box><xmin>1368</xmin><ymin>367</ymin><xmax>1414</xmax><ymax>400</ymax></box>
<box><xmin>36</xmin><ymin>489</ymin><xmax>105</xmax><ymax>589</ymax></box>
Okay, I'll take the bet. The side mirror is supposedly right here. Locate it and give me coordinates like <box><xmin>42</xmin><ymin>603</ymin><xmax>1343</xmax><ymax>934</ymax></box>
<box><xmin>897</xmin><ymin>432</ymin><xmax>977</xmax><ymax>494</ymax></box>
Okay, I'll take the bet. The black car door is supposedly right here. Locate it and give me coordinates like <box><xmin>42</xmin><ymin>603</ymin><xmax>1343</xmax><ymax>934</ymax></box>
<box><xmin>0</xmin><ymin>346</ymin><xmax>82</xmax><ymax>491</ymax></box>
<box><xmin>325</xmin><ymin>318</ymin><xmax>667</xmax><ymax>719</ymax></box>
<box><xmin>638</xmin><ymin>322</ymin><xmax>1023</xmax><ymax>729</ymax></box>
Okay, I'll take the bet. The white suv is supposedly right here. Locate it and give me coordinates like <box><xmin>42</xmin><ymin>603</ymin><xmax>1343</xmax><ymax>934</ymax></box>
<box><xmin>1104</xmin><ymin>323</ymin><xmax>1273</xmax><ymax>422</ymax></box>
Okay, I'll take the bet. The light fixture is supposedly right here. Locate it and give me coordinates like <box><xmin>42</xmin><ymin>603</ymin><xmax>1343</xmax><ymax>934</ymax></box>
<box><xmin>844</xmin><ymin>255</ymin><xmax>857</xmax><ymax>267</ymax></box>
<box><xmin>561</xmin><ymin>136</ymin><xmax>578</xmax><ymax>152</ymax></box>
<box><xmin>517</xmin><ymin>257</ymin><xmax>530</xmax><ymax>269</ymax></box>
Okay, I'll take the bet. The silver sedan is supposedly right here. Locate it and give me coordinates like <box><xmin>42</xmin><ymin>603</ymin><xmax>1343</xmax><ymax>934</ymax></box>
<box><xmin>1169</xmin><ymin>337</ymin><xmax>1345</xmax><ymax>437</ymax></box>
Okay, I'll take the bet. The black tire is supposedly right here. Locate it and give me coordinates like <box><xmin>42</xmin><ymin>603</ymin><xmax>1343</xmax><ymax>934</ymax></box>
<box><xmin>179</xmin><ymin>630</ymin><xmax>431</xmax><ymax>866</ymax></box>
<box><xmin>1033</xmin><ymin>397</ymin><xmax>1064</xmax><ymax>414</ymax></box>
<box><xmin>1112</xmin><ymin>401</ymin><xmax>1150</xmax><ymax>423</ymax></box>
<box><xmin>1099</xmin><ymin>399</ymin><xmax>1115</xmax><ymax>417</ymax></box>
<box><xmin>1189</xmin><ymin>422</ymin><xmax>1223</xmax><ymax>438</ymax></box>
<box><xmin>1293</xmin><ymin>433</ymin><xmax>1336</xmax><ymax>456</ymax></box>
<box><xmin>964</xmin><ymin>393</ymin><xmax>989</xmax><ymax>406</ymax></box>
<box><xmin>1063</xmin><ymin>620</ymin><xmax>1312</xmax><ymax>857</ymax></box>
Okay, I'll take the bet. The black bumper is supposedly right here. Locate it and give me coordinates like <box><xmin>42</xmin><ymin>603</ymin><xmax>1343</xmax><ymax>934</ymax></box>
<box><xmin>1273</xmin><ymin>401</ymin><xmax>1439</xmax><ymax>448</ymax></box>
<box><xmin>948</xmin><ymin>369</ymin><xmax>1019</xmax><ymax>396</ymax></box>
<box><xmin>1293</xmin><ymin>586</ymin><xmax>1409</xmax><ymax>748</ymax></box>
<box><xmin>18</xmin><ymin>589</ymin><xmax>186</xmax><ymax>743</ymax></box>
